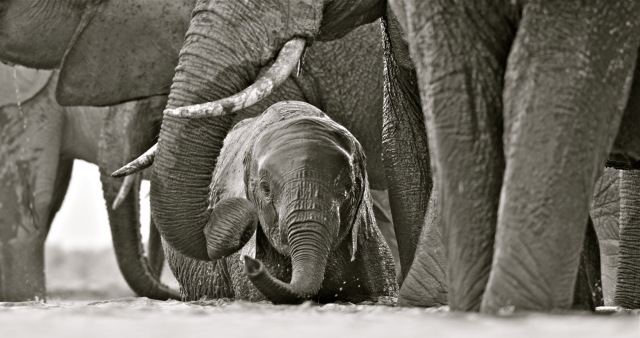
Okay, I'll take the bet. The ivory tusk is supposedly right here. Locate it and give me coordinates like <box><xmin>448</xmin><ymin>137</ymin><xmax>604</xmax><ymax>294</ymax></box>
<box><xmin>112</xmin><ymin>174</ymin><xmax>138</xmax><ymax>210</ymax></box>
<box><xmin>112</xmin><ymin>144</ymin><xmax>157</xmax><ymax>178</ymax></box>
<box><xmin>163</xmin><ymin>38</ymin><xmax>306</xmax><ymax>118</ymax></box>
<box><xmin>114</xmin><ymin>39</ymin><xmax>306</xmax><ymax>178</ymax></box>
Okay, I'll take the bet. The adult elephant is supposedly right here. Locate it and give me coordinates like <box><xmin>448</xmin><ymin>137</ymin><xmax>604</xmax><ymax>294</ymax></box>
<box><xmin>0</xmin><ymin>65</ymin><xmax>177</xmax><ymax>301</ymax></box>
<box><xmin>2</xmin><ymin>0</ymin><xmax>635</xmax><ymax>312</ymax></box>
<box><xmin>0</xmin><ymin>0</ymin><xmax>424</xmax><ymax>282</ymax></box>
<box><xmin>156</xmin><ymin>21</ymin><xmax>427</xmax><ymax>300</ymax></box>
<box><xmin>0</xmin><ymin>0</ymin><xmax>425</xmax><ymax>297</ymax></box>
<box><xmin>391</xmin><ymin>1</ymin><xmax>640</xmax><ymax>313</ymax></box>
<box><xmin>128</xmin><ymin>0</ymin><xmax>638</xmax><ymax>311</ymax></box>
<box><xmin>136</xmin><ymin>0</ymin><xmax>632</xmax><ymax>312</ymax></box>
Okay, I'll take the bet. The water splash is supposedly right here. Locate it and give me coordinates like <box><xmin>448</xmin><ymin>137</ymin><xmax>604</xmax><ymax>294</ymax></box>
<box><xmin>11</xmin><ymin>66</ymin><xmax>26</xmax><ymax>129</ymax></box>
<box><xmin>12</xmin><ymin>66</ymin><xmax>35</xmax><ymax>227</ymax></box>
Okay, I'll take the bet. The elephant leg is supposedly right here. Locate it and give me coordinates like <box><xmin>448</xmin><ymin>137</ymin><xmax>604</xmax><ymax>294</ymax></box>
<box><xmin>0</xmin><ymin>236</ymin><xmax>46</xmax><ymax>302</ymax></box>
<box><xmin>380</xmin><ymin>16</ymin><xmax>430</xmax><ymax>284</ymax></box>
<box><xmin>47</xmin><ymin>159</ymin><xmax>74</xmax><ymax>234</ymax></box>
<box><xmin>571</xmin><ymin>217</ymin><xmax>603</xmax><ymax>310</ymax></box>
<box><xmin>405</xmin><ymin>1</ymin><xmax>515</xmax><ymax>311</ymax></box>
<box><xmin>0</xmin><ymin>154</ymin><xmax>67</xmax><ymax>302</ymax></box>
<box><xmin>398</xmin><ymin>184</ymin><xmax>447</xmax><ymax>307</ymax></box>
<box><xmin>99</xmin><ymin>169</ymin><xmax>178</xmax><ymax>300</ymax></box>
<box><xmin>0</xmin><ymin>101</ymin><xmax>65</xmax><ymax>301</ymax></box>
<box><xmin>370</xmin><ymin>189</ymin><xmax>401</xmax><ymax>282</ymax></box>
<box><xmin>482</xmin><ymin>3</ymin><xmax>639</xmax><ymax>312</ymax></box>
<box><xmin>147</xmin><ymin>217</ymin><xmax>165</xmax><ymax>278</ymax></box>
<box><xmin>98</xmin><ymin>99</ymin><xmax>179</xmax><ymax>300</ymax></box>
<box><xmin>616</xmin><ymin>169</ymin><xmax>640</xmax><ymax>308</ymax></box>
<box><xmin>590</xmin><ymin>168</ymin><xmax>621</xmax><ymax>306</ymax></box>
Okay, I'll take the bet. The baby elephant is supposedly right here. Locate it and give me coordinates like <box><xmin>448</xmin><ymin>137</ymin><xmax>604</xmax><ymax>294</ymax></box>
<box><xmin>202</xmin><ymin>101</ymin><xmax>397</xmax><ymax>304</ymax></box>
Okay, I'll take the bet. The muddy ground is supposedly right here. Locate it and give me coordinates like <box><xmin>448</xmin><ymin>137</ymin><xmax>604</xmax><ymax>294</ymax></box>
<box><xmin>1</xmin><ymin>246</ymin><xmax>636</xmax><ymax>338</ymax></box>
<box><xmin>1</xmin><ymin>298</ymin><xmax>639</xmax><ymax>338</ymax></box>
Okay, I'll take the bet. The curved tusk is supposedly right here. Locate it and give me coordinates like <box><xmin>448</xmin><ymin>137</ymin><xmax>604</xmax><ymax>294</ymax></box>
<box><xmin>164</xmin><ymin>38</ymin><xmax>307</xmax><ymax>118</ymax></box>
<box><xmin>112</xmin><ymin>144</ymin><xmax>157</xmax><ymax>178</ymax></box>
<box><xmin>112</xmin><ymin>174</ymin><xmax>138</xmax><ymax>210</ymax></box>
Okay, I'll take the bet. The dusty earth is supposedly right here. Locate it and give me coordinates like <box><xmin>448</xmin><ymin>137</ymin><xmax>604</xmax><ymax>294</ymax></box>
<box><xmin>0</xmin><ymin>298</ymin><xmax>638</xmax><ymax>338</ymax></box>
<box><xmin>0</xmin><ymin>247</ymin><xmax>632</xmax><ymax>337</ymax></box>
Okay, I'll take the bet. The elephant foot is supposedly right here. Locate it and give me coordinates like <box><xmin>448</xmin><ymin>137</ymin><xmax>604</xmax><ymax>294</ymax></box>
<box><xmin>0</xmin><ymin>238</ymin><xmax>46</xmax><ymax>302</ymax></box>
<box><xmin>397</xmin><ymin>280</ymin><xmax>447</xmax><ymax>308</ymax></box>
<box><xmin>397</xmin><ymin>189</ymin><xmax>447</xmax><ymax>308</ymax></box>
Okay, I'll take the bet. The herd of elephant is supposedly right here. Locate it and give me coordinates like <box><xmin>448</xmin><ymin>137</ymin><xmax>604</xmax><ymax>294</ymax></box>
<box><xmin>1</xmin><ymin>0</ymin><xmax>640</xmax><ymax>314</ymax></box>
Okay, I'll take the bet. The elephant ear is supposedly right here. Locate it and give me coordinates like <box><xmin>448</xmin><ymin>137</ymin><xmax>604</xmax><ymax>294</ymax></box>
<box><xmin>204</xmin><ymin>197</ymin><xmax>259</xmax><ymax>260</ymax></box>
<box><xmin>56</xmin><ymin>0</ymin><xmax>195</xmax><ymax>106</ymax></box>
<box><xmin>346</xmin><ymin>132</ymin><xmax>376</xmax><ymax>261</ymax></box>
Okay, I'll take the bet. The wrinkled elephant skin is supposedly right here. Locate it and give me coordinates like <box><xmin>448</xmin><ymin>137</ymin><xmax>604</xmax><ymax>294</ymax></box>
<box><xmin>616</xmin><ymin>170</ymin><xmax>640</xmax><ymax>308</ymax></box>
<box><xmin>392</xmin><ymin>1</ymin><xmax>640</xmax><ymax>312</ymax></box>
<box><xmin>590</xmin><ymin>168</ymin><xmax>621</xmax><ymax>306</ymax></box>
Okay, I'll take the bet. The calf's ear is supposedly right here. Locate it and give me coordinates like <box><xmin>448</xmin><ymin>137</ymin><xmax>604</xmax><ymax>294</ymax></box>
<box><xmin>56</xmin><ymin>0</ymin><xmax>195</xmax><ymax>106</ymax></box>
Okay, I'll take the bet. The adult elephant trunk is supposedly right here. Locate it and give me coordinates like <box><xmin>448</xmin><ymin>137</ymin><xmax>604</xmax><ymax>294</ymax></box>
<box><xmin>150</xmin><ymin>1</ymin><xmax>308</xmax><ymax>260</ymax></box>
<box><xmin>99</xmin><ymin>99</ymin><xmax>179</xmax><ymax>300</ymax></box>
<box><xmin>99</xmin><ymin>172</ymin><xmax>179</xmax><ymax>300</ymax></box>
<box><xmin>244</xmin><ymin>182</ymin><xmax>337</xmax><ymax>304</ymax></box>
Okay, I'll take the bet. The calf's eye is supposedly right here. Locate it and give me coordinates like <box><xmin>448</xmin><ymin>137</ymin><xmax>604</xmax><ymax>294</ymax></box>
<box><xmin>260</xmin><ymin>181</ymin><xmax>271</xmax><ymax>199</ymax></box>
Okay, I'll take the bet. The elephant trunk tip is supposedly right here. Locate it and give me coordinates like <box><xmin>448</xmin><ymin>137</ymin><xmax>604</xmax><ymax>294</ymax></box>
<box><xmin>112</xmin><ymin>174</ymin><xmax>138</xmax><ymax>210</ymax></box>
<box><xmin>244</xmin><ymin>256</ymin><xmax>264</xmax><ymax>277</ymax></box>
<box><xmin>243</xmin><ymin>256</ymin><xmax>307</xmax><ymax>305</ymax></box>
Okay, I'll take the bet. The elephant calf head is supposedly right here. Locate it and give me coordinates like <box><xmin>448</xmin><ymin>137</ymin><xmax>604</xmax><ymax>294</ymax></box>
<box><xmin>202</xmin><ymin>101</ymin><xmax>380</xmax><ymax>304</ymax></box>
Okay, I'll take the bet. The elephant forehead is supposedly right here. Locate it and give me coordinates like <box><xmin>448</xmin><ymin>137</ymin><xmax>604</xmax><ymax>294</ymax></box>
<box><xmin>255</xmin><ymin>117</ymin><xmax>352</xmax><ymax>155</ymax></box>
<box><xmin>254</xmin><ymin>119</ymin><xmax>353</xmax><ymax>175</ymax></box>
<box><xmin>257</xmin><ymin>145</ymin><xmax>352</xmax><ymax>185</ymax></box>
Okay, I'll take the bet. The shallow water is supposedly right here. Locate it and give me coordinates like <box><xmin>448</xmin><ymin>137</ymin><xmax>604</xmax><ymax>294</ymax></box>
<box><xmin>0</xmin><ymin>298</ymin><xmax>638</xmax><ymax>338</ymax></box>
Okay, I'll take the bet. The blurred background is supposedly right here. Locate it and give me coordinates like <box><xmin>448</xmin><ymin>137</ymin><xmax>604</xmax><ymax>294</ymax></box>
<box><xmin>46</xmin><ymin>160</ymin><xmax>178</xmax><ymax>300</ymax></box>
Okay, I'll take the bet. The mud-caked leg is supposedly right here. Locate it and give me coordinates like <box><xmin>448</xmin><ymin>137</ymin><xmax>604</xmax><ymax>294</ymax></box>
<box><xmin>0</xmin><ymin>100</ymin><xmax>65</xmax><ymax>301</ymax></box>
<box><xmin>404</xmin><ymin>0</ymin><xmax>517</xmax><ymax>311</ymax></box>
<box><xmin>482</xmin><ymin>1</ymin><xmax>640</xmax><ymax>312</ymax></box>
